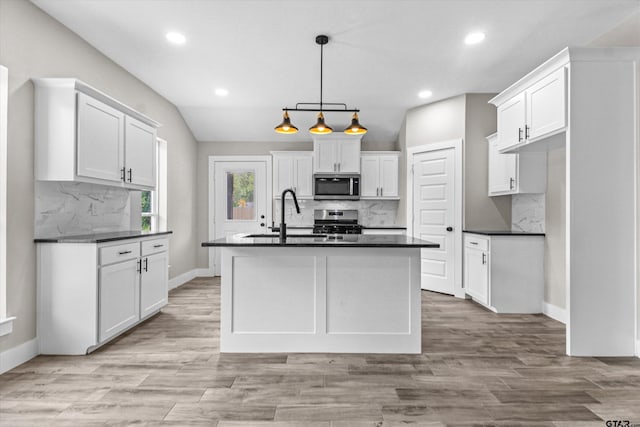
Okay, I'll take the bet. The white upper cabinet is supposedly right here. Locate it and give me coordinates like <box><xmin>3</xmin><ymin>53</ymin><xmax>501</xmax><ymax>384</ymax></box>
<box><xmin>34</xmin><ymin>78</ymin><xmax>161</xmax><ymax>190</ymax></box>
<box><xmin>526</xmin><ymin>67</ymin><xmax>566</xmax><ymax>140</ymax></box>
<box><xmin>493</xmin><ymin>67</ymin><xmax>566</xmax><ymax>152</ymax></box>
<box><xmin>487</xmin><ymin>133</ymin><xmax>546</xmax><ymax>196</ymax></box>
<box><xmin>271</xmin><ymin>151</ymin><xmax>313</xmax><ymax>198</ymax></box>
<box><xmin>313</xmin><ymin>135</ymin><xmax>362</xmax><ymax>173</ymax></box>
<box><xmin>77</xmin><ymin>93</ymin><xmax>125</xmax><ymax>183</ymax></box>
<box><xmin>360</xmin><ymin>152</ymin><xmax>400</xmax><ymax>198</ymax></box>
<box><xmin>124</xmin><ymin>116</ymin><xmax>157</xmax><ymax>188</ymax></box>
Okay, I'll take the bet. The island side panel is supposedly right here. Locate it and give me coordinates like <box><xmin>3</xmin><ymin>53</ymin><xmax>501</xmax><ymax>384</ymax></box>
<box><xmin>220</xmin><ymin>246</ymin><xmax>421</xmax><ymax>353</ymax></box>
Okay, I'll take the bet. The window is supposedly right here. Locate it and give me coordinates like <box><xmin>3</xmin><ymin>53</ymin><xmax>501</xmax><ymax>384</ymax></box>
<box><xmin>140</xmin><ymin>138</ymin><xmax>167</xmax><ymax>232</ymax></box>
<box><xmin>226</xmin><ymin>170</ymin><xmax>255</xmax><ymax>220</ymax></box>
<box><xmin>141</xmin><ymin>189</ymin><xmax>156</xmax><ymax>232</ymax></box>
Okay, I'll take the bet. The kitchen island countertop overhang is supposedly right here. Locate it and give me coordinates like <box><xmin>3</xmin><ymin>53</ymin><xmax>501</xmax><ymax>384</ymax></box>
<box><xmin>203</xmin><ymin>234</ymin><xmax>438</xmax><ymax>354</ymax></box>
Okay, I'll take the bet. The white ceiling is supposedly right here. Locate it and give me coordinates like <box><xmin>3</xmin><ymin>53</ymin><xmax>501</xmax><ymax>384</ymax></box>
<box><xmin>31</xmin><ymin>0</ymin><xmax>640</xmax><ymax>144</ymax></box>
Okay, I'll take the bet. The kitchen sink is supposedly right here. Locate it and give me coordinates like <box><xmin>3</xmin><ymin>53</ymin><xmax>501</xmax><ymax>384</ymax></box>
<box><xmin>244</xmin><ymin>233</ymin><xmax>327</xmax><ymax>238</ymax></box>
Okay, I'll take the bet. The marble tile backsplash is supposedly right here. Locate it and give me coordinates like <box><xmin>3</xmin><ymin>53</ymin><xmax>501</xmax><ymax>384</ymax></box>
<box><xmin>35</xmin><ymin>182</ymin><xmax>131</xmax><ymax>238</ymax></box>
<box><xmin>273</xmin><ymin>199</ymin><xmax>400</xmax><ymax>227</ymax></box>
<box><xmin>512</xmin><ymin>193</ymin><xmax>545</xmax><ymax>233</ymax></box>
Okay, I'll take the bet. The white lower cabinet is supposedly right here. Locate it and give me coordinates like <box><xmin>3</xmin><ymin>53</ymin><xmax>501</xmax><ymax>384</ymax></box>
<box><xmin>99</xmin><ymin>258</ymin><xmax>140</xmax><ymax>342</ymax></box>
<box><xmin>140</xmin><ymin>249</ymin><xmax>169</xmax><ymax>319</ymax></box>
<box><xmin>463</xmin><ymin>232</ymin><xmax>544</xmax><ymax>313</ymax></box>
<box><xmin>37</xmin><ymin>235</ymin><xmax>170</xmax><ymax>355</ymax></box>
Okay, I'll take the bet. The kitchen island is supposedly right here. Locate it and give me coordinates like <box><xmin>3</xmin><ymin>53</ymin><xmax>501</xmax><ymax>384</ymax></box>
<box><xmin>202</xmin><ymin>234</ymin><xmax>438</xmax><ymax>353</ymax></box>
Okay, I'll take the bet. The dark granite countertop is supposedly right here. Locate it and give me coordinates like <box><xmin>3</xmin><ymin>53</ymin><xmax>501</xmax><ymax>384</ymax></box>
<box><xmin>202</xmin><ymin>233</ymin><xmax>438</xmax><ymax>248</ymax></box>
<box><xmin>464</xmin><ymin>230</ymin><xmax>545</xmax><ymax>236</ymax></box>
<box><xmin>34</xmin><ymin>230</ymin><xmax>173</xmax><ymax>244</ymax></box>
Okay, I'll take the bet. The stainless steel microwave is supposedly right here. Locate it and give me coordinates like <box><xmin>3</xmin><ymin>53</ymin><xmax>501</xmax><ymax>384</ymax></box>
<box><xmin>313</xmin><ymin>174</ymin><xmax>360</xmax><ymax>200</ymax></box>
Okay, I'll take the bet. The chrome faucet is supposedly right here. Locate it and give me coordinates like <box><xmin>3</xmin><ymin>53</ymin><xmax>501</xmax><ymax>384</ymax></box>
<box><xmin>280</xmin><ymin>188</ymin><xmax>301</xmax><ymax>241</ymax></box>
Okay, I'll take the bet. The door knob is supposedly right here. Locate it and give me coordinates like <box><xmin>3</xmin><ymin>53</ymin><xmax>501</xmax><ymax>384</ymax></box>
<box><xmin>446</xmin><ymin>226</ymin><xmax>453</xmax><ymax>232</ymax></box>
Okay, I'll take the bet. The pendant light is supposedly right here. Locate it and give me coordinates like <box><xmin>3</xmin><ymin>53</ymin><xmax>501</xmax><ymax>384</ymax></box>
<box><xmin>274</xmin><ymin>110</ymin><xmax>298</xmax><ymax>134</ymax></box>
<box><xmin>343</xmin><ymin>112</ymin><xmax>367</xmax><ymax>135</ymax></box>
<box><xmin>275</xmin><ymin>34</ymin><xmax>367</xmax><ymax>136</ymax></box>
<box><xmin>309</xmin><ymin>112</ymin><xmax>333</xmax><ymax>134</ymax></box>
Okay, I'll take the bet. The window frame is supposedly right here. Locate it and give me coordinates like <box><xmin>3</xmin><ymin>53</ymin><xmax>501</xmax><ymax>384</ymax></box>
<box><xmin>141</xmin><ymin>138</ymin><xmax>167</xmax><ymax>233</ymax></box>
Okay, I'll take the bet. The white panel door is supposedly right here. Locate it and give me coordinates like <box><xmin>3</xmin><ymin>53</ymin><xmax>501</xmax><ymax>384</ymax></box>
<box><xmin>360</xmin><ymin>156</ymin><xmax>379</xmax><ymax>197</ymax></box>
<box><xmin>488</xmin><ymin>135</ymin><xmax>517</xmax><ymax>195</ymax></box>
<box><xmin>496</xmin><ymin>92</ymin><xmax>525</xmax><ymax>151</ymax></box>
<box><xmin>293</xmin><ymin>155</ymin><xmax>313</xmax><ymax>197</ymax></box>
<box><xmin>413</xmin><ymin>149</ymin><xmax>455</xmax><ymax>294</ymax></box>
<box><xmin>214</xmin><ymin>160</ymin><xmax>268</xmax><ymax>275</ymax></box>
<box><xmin>273</xmin><ymin>155</ymin><xmax>293</xmax><ymax>194</ymax></box>
<box><xmin>526</xmin><ymin>67</ymin><xmax>566</xmax><ymax>140</ymax></box>
<box><xmin>99</xmin><ymin>259</ymin><xmax>140</xmax><ymax>342</ymax></box>
<box><xmin>337</xmin><ymin>139</ymin><xmax>361</xmax><ymax>173</ymax></box>
<box><xmin>464</xmin><ymin>246</ymin><xmax>489</xmax><ymax>305</ymax></box>
<box><xmin>313</xmin><ymin>139</ymin><xmax>336</xmax><ymax>172</ymax></box>
<box><xmin>380</xmin><ymin>155</ymin><xmax>399</xmax><ymax>197</ymax></box>
<box><xmin>124</xmin><ymin>116</ymin><xmax>156</xmax><ymax>188</ymax></box>
<box><xmin>76</xmin><ymin>93</ymin><xmax>124</xmax><ymax>183</ymax></box>
<box><xmin>140</xmin><ymin>251</ymin><xmax>168</xmax><ymax>318</ymax></box>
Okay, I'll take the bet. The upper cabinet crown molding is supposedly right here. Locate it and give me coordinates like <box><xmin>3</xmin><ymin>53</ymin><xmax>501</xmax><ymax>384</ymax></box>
<box><xmin>32</xmin><ymin>78</ymin><xmax>160</xmax><ymax>128</ymax></box>
<box><xmin>33</xmin><ymin>78</ymin><xmax>161</xmax><ymax>190</ymax></box>
<box><xmin>489</xmin><ymin>47</ymin><xmax>640</xmax><ymax>107</ymax></box>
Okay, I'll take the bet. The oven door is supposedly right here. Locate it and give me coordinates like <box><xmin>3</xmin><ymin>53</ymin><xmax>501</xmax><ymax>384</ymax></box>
<box><xmin>314</xmin><ymin>175</ymin><xmax>360</xmax><ymax>200</ymax></box>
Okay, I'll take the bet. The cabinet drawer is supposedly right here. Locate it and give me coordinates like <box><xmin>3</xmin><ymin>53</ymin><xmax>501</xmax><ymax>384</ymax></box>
<box><xmin>100</xmin><ymin>242</ymin><xmax>140</xmax><ymax>265</ymax></box>
<box><xmin>141</xmin><ymin>238</ymin><xmax>169</xmax><ymax>256</ymax></box>
<box><xmin>464</xmin><ymin>235</ymin><xmax>489</xmax><ymax>251</ymax></box>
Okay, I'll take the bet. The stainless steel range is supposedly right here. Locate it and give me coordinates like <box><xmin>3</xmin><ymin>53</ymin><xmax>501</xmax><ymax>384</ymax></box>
<box><xmin>313</xmin><ymin>209</ymin><xmax>362</xmax><ymax>235</ymax></box>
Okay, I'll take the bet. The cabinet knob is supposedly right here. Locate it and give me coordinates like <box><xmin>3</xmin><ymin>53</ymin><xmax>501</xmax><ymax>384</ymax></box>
<box><xmin>446</xmin><ymin>226</ymin><xmax>453</xmax><ymax>232</ymax></box>
<box><xmin>260</xmin><ymin>215</ymin><xmax>265</xmax><ymax>219</ymax></box>
<box><xmin>260</xmin><ymin>223</ymin><xmax>265</xmax><ymax>227</ymax></box>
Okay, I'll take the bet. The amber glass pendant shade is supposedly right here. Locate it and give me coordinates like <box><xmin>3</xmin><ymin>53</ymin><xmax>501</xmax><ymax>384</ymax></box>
<box><xmin>309</xmin><ymin>112</ymin><xmax>333</xmax><ymax>135</ymax></box>
<box><xmin>343</xmin><ymin>112</ymin><xmax>368</xmax><ymax>135</ymax></box>
<box><xmin>274</xmin><ymin>111</ymin><xmax>299</xmax><ymax>134</ymax></box>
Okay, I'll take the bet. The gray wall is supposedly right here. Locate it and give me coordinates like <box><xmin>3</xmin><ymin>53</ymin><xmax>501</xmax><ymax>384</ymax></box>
<box><xmin>0</xmin><ymin>0</ymin><xmax>199</xmax><ymax>353</ymax></box>
<box><xmin>545</xmin><ymin>148</ymin><xmax>566</xmax><ymax>309</ymax></box>
<box><xmin>196</xmin><ymin>139</ymin><xmax>396</xmax><ymax>268</ymax></box>
<box><xmin>399</xmin><ymin>93</ymin><xmax>509</xmax><ymax>230</ymax></box>
<box><xmin>463</xmin><ymin>94</ymin><xmax>510</xmax><ymax>230</ymax></box>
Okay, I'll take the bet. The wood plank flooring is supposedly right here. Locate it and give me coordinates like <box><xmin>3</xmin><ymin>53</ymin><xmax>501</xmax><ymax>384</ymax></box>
<box><xmin>2</xmin><ymin>277</ymin><xmax>640</xmax><ymax>425</ymax></box>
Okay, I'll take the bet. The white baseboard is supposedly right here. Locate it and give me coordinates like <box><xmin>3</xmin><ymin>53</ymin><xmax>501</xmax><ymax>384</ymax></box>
<box><xmin>168</xmin><ymin>267</ymin><xmax>215</xmax><ymax>290</ymax></box>
<box><xmin>0</xmin><ymin>338</ymin><xmax>38</xmax><ymax>374</ymax></box>
<box><xmin>543</xmin><ymin>301</ymin><xmax>567</xmax><ymax>324</ymax></box>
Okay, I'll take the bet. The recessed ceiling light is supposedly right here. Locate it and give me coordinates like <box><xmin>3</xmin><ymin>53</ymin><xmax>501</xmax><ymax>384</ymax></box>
<box><xmin>214</xmin><ymin>88</ymin><xmax>229</xmax><ymax>97</ymax></box>
<box><xmin>165</xmin><ymin>32</ymin><xmax>186</xmax><ymax>45</ymax></box>
<box><xmin>418</xmin><ymin>90</ymin><xmax>433</xmax><ymax>99</ymax></box>
<box><xmin>464</xmin><ymin>32</ymin><xmax>485</xmax><ymax>45</ymax></box>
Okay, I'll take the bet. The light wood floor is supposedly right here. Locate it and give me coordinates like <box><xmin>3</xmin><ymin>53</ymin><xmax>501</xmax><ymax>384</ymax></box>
<box><xmin>1</xmin><ymin>277</ymin><xmax>639</xmax><ymax>426</ymax></box>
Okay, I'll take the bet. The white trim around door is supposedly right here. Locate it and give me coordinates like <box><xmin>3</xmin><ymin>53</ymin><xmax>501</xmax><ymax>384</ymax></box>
<box><xmin>406</xmin><ymin>139</ymin><xmax>464</xmax><ymax>299</ymax></box>
<box><xmin>208</xmin><ymin>156</ymin><xmax>273</xmax><ymax>276</ymax></box>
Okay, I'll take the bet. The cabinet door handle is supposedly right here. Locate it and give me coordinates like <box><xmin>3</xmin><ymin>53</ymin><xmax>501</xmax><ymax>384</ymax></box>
<box><xmin>380</xmin><ymin>187</ymin><xmax>383</xmax><ymax>197</ymax></box>
<box><xmin>118</xmin><ymin>250</ymin><xmax>132</xmax><ymax>255</ymax></box>
<box><xmin>137</xmin><ymin>259</ymin><xmax>141</xmax><ymax>273</ymax></box>
<box><xmin>510</xmin><ymin>177</ymin><xmax>515</xmax><ymax>190</ymax></box>
<box><xmin>482</xmin><ymin>253</ymin><xmax>487</xmax><ymax>264</ymax></box>
<box><xmin>518</xmin><ymin>127</ymin><xmax>523</xmax><ymax>142</ymax></box>
<box><xmin>469</xmin><ymin>241</ymin><xmax>478</xmax><ymax>245</ymax></box>
<box><xmin>120</xmin><ymin>167</ymin><xmax>126</xmax><ymax>182</ymax></box>
<box><xmin>525</xmin><ymin>125</ymin><xmax>530</xmax><ymax>139</ymax></box>
<box><xmin>446</xmin><ymin>226</ymin><xmax>453</xmax><ymax>232</ymax></box>
<box><xmin>143</xmin><ymin>258</ymin><xmax>148</xmax><ymax>272</ymax></box>
<box><xmin>338</xmin><ymin>163</ymin><xmax>341</xmax><ymax>172</ymax></box>
<box><xmin>153</xmin><ymin>244</ymin><xmax>164</xmax><ymax>248</ymax></box>
<box><xmin>127</xmin><ymin>168</ymin><xmax>133</xmax><ymax>182</ymax></box>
